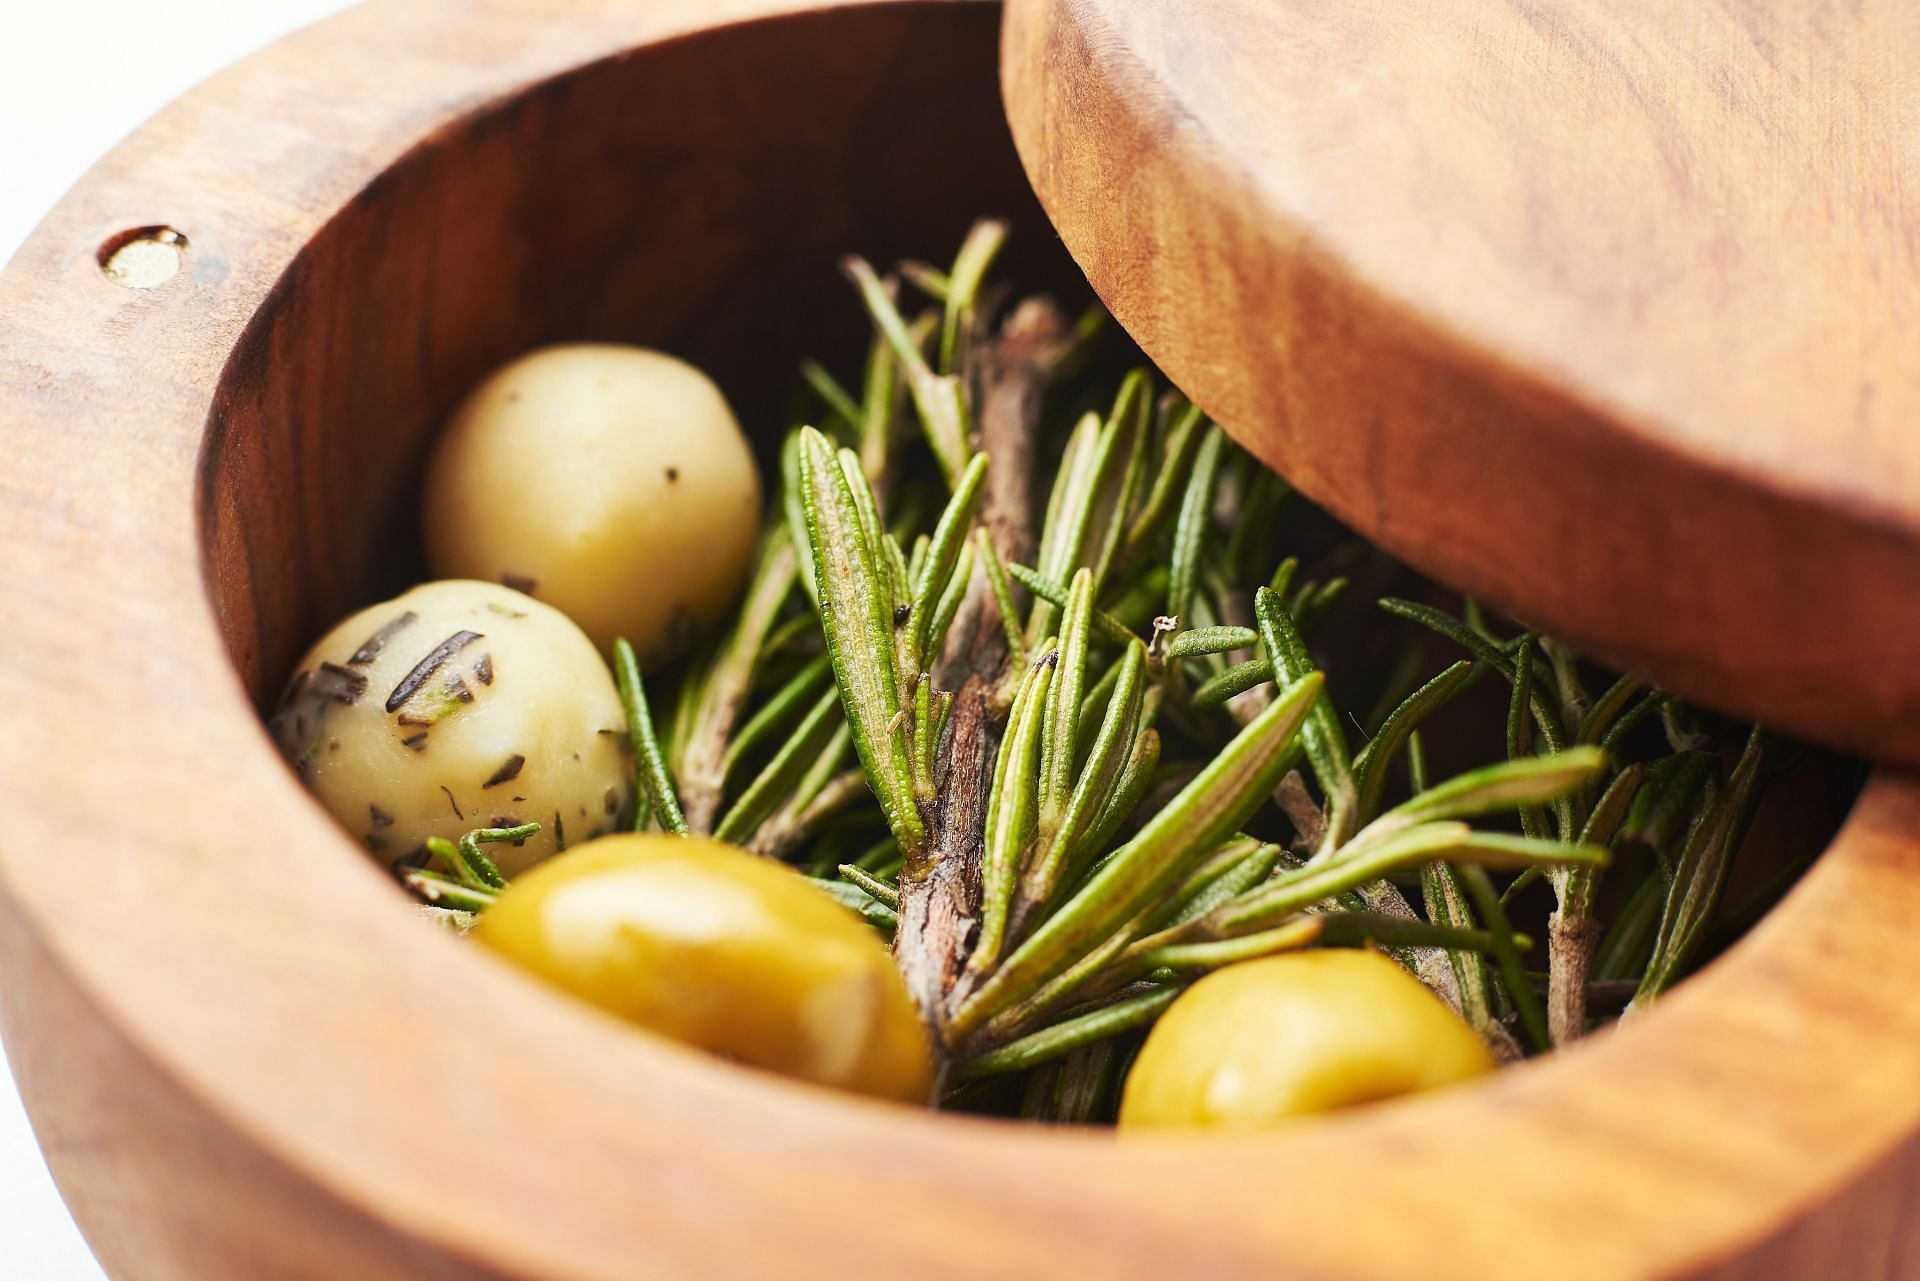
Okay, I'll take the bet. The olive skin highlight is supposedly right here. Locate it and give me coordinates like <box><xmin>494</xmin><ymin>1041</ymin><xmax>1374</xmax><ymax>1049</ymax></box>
<box><xmin>1119</xmin><ymin>949</ymin><xmax>1495</xmax><ymax>1131</ymax></box>
<box><xmin>476</xmin><ymin>834</ymin><xmax>933</xmax><ymax>1103</ymax></box>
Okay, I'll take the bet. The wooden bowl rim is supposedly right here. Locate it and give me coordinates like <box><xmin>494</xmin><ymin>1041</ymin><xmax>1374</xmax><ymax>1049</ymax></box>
<box><xmin>1</xmin><ymin>2</ymin><xmax>1917</xmax><ymax>1277</ymax></box>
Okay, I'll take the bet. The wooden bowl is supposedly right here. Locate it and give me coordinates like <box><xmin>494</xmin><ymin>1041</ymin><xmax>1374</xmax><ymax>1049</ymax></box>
<box><xmin>0</xmin><ymin>3</ymin><xmax>1917</xmax><ymax>1278</ymax></box>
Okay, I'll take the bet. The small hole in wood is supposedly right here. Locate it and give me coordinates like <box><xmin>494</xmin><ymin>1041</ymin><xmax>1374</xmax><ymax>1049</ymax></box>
<box><xmin>99</xmin><ymin>226</ymin><xmax>188</xmax><ymax>290</ymax></box>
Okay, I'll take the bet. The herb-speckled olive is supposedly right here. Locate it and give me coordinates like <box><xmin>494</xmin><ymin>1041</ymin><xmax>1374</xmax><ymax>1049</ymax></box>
<box><xmin>475</xmin><ymin>835</ymin><xmax>932</xmax><ymax>1102</ymax></box>
<box><xmin>1119</xmin><ymin>950</ymin><xmax>1494</xmax><ymax>1131</ymax></box>
<box><xmin>421</xmin><ymin>344</ymin><xmax>762</xmax><ymax>660</ymax></box>
<box><xmin>271</xmin><ymin>579</ymin><xmax>630</xmax><ymax>876</ymax></box>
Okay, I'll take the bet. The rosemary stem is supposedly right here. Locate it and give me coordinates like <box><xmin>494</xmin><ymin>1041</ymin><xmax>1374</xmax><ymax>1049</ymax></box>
<box><xmin>1546</xmin><ymin>911</ymin><xmax>1603</xmax><ymax>1045</ymax></box>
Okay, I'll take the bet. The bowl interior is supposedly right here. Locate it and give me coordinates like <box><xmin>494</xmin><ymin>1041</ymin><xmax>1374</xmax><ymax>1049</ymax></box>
<box><xmin>201</xmin><ymin>1</ymin><xmax>1071</xmax><ymax>704</ymax></box>
<box><xmin>193</xmin><ymin>0</ymin><xmax>1859</xmax><ymax>1082</ymax></box>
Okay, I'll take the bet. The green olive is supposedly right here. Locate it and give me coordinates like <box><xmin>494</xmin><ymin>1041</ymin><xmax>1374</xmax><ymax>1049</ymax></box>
<box><xmin>1119</xmin><ymin>950</ymin><xmax>1494</xmax><ymax>1131</ymax></box>
<box><xmin>475</xmin><ymin>834</ymin><xmax>931</xmax><ymax>1102</ymax></box>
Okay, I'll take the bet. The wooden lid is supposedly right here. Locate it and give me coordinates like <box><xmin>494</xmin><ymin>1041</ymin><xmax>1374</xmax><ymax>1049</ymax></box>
<box><xmin>1003</xmin><ymin>0</ymin><xmax>1920</xmax><ymax>766</ymax></box>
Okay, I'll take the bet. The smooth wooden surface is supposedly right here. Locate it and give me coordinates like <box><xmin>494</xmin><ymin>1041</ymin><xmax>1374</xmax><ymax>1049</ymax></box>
<box><xmin>1</xmin><ymin>2</ymin><xmax>1919</xmax><ymax>1279</ymax></box>
<box><xmin>1003</xmin><ymin>0</ymin><xmax>1920</xmax><ymax>769</ymax></box>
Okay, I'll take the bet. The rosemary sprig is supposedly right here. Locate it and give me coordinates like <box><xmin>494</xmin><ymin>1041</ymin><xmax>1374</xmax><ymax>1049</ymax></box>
<box><xmin>404</xmin><ymin>224</ymin><xmax>1796</xmax><ymax>1115</ymax></box>
<box><xmin>948</xmin><ymin>672</ymin><xmax>1324</xmax><ymax>1040</ymax></box>
<box><xmin>778</xmin><ymin>230</ymin><xmax>1785</xmax><ymax>1079</ymax></box>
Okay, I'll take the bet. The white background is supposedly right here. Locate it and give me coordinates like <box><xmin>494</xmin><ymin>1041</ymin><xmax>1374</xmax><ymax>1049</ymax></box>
<box><xmin>1</xmin><ymin>5</ymin><xmax>356</xmax><ymax>1276</ymax></box>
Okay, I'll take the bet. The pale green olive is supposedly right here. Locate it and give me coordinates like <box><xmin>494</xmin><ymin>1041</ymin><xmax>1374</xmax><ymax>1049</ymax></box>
<box><xmin>475</xmin><ymin>834</ymin><xmax>932</xmax><ymax>1103</ymax></box>
<box><xmin>1119</xmin><ymin>950</ymin><xmax>1494</xmax><ymax>1131</ymax></box>
<box><xmin>270</xmin><ymin>579</ymin><xmax>629</xmax><ymax>877</ymax></box>
<box><xmin>421</xmin><ymin>343</ymin><xmax>762</xmax><ymax>660</ymax></box>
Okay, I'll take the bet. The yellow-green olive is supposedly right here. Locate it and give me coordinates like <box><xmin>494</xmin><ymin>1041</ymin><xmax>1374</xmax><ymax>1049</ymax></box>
<box><xmin>1119</xmin><ymin>950</ymin><xmax>1494</xmax><ymax>1131</ymax></box>
<box><xmin>474</xmin><ymin>834</ymin><xmax>932</xmax><ymax>1103</ymax></box>
<box><xmin>270</xmin><ymin>579</ymin><xmax>629</xmax><ymax>877</ymax></box>
<box><xmin>421</xmin><ymin>343</ymin><xmax>762</xmax><ymax>660</ymax></box>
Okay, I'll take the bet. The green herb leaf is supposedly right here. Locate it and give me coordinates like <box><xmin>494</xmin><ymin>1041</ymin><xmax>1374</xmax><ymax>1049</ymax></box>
<box><xmin>404</xmin><ymin>867</ymin><xmax>499</xmax><ymax>913</ymax></box>
<box><xmin>856</xmin><ymin>317</ymin><xmax>902</xmax><ymax>483</ymax></box>
<box><xmin>1023</xmin><ymin>640</ymin><xmax>1149</xmax><ymax>916</ymax></box>
<box><xmin>1038</xmin><ymin>570</ymin><xmax>1095</xmax><ymax>829</ymax></box>
<box><xmin>951</xmin><ymin>671</ymin><xmax>1323</xmax><ymax>1038</ymax></box>
<box><xmin>724</xmin><ymin>654</ymin><xmax>833</xmax><ymax>779</ymax></box>
<box><xmin>975</xmin><ymin>529</ymin><xmax>1028</xmax><ymax>668</ymax></box>
<box><xmin>1634</xmin><ymin>729</ymin><xmax>1765</xmax><ymax>1005</ymax></box>
<box><xmin>1191</xmin><ymin>658</ymin><xmax>1273</xmax><ymax>708</ymax></box>
<box><xmin>795</xmin><ymin>427</ymin><xmax>925</xmax><ymax>857</ymax></box>
<box><xmin>1134</xmin><ymin>916</ymin><xmax>1324</xmax><ymax>971</ymax></box>
<box><xmin>842</xmin><ymin>255</ymin><xmax>971</xmax><ymax>487</ymax></box>
<box><xmin>1165</xmin><ymin>626</ymin><xmax>1259</xmax><ymax>661</ymax></box>
<box><xmin>457</xmin><ymin>823</ymin><xmax>538</xmax><ymax>888</ymax></box>
<box><xmin>837</xmin><ymin>863</ymin><xmax>900</xmax><ymax>908</ymax></box>
<box><xmin>927</xmin><ymin>541</ymin><xmax>978</xmax><ymax>670</ymax></box>
<box><xmin>1459</xmin><ymin>863</ymin><xmax>1549</xmax><ymax>1052</ymax></box>
<box><xmin>1167</xmin><ymin>425</ymin><xmax>1226</xmax><ymax>623</ymax></box>
<box><xmin>1084</xmin><ymin>368</ymin><xmax>1153</xmax><ymax>590</ymax></box>
<box><xmin>675</xmin><ymin>531</ymin><xmax>799</xmax><ymax>831</ymax></box>
<box><xmin>613</xmin><ymin>638</ymin><xmax>689</xmax><ymax>836</ymax></box>
<box><xmin>1254</xmin><ymin>585</ymin><xmax>1356</xmax><ymax>854</ymax></box>
<box><xmin>713</xmin><ymin>687</ymin><xmax>842</xmax><ymax>844</ymax></box>
<box><xmin>1421</xmin><ymin>861</ymin><xmax>1507</xmax><ymax>1051</ymax></box>
<box><xmin>1076</xmin><ymin>724</ymin><xmax>1162</xmax><ymax>874</ymax></box>
<box><xmin>425</xmin><ymin>834</ymin><xmax>503</xmax><ymax>892</ymax></box>
<box><xmin>906</xmin><ymin>451</ymin><xmax>989</xmax><ymax>671</ymax></box>
<box><xmin>781</xmin><ymin>430</ymin><xmax>820</xmax><ymax>605</ymax></box>
<box><xmin>1353</xmin><ymin>660</ymin><xmax>1480</xmax><ymax>822</ymax></box>
<box><xmin>800</xmin><ymin>359</ymin><xmax>863</xmax><ymax>430</ymax></box>
<box><xmin>1555</xmin><ymin>761</ymin><xmax>1645</xmax><ymax>918</ymax></box>
<box><xmin>1382</xmin><ymin>598</ymin><xmax>1569</xmax><ymax>753</ymax></box>
<box><xmin>1381</xmin><ymin>747</ymin><xmax>1608</xmax><ymax>826</ymax></box>
<box><xmin>1008</xmin><ymin>562</ymin><xmax>1135</xmax><ymax>645</ymax></box>
<box><xmin>1505</xmin><ymin>636</ymin><xmax>1552</xmax><ymax>841</ymax></box>
<box><xmin>939</xmin><ymin>219</ymin><xmax>1008</xmax><ymax>375</ymax></box>
<box><xmin>1121</xmin><ymin>403</ymin><xmax>1206</xmax><ymax>564</ymax></box>
<box><xmin>973</xmin><ymin>647</ymin><xmax>1058</xmax><ymax>973</ymax></box>
<box><xmin>1578</xmin><ymin>672</ymin><xmax>1649</xmax><ymax>744</ymax></box>
<box><xmin>1214</xmin><ymin>821</ymin><xmax>1606</xmax><ymax>934</ymax></box>
<box><xmin>959</xmin><ymin>986</ymin><xmax>1181</xmax><ymax>1080</ymax></box>
<box><xmin>813</xmin><ymin>877</ymin><xmax>899</xmax><ymax>933</ymax></box>
<box><xmin>1028</xmin><ymin>388</ymin><xmax>1147</xmax><ymax>639</ymax></box>
<box><xmin>1315</xmin><ymin>911</ymin><xmax>1529</xmax><ymax>955</ymax></box>
<box><xmin>1160</xmin><ymin>836</ymin><xmax>1278</xmax><ymax>929</ymax></box>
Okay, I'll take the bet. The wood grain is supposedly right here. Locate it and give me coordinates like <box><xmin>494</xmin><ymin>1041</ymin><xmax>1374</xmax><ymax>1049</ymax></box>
<box><xmin>1002</xmin><ymin>0</ymin><xmax>1920</xmax><ymax>768</ymax></box>
<box><xmin>0</xmin><ymin>1</ymin><xmax>1916</xmax><ymax>1278</ymax></box>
